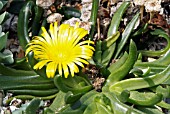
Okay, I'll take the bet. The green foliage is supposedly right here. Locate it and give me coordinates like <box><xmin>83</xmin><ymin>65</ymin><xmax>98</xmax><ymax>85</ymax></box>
<box><xmin>0</xmin><ymin>1</ymin><xmax>170</xmax><ymax>114</ymax></box>
<box><xmin>0</xmin><ymin>11</ymin><xmax>9</xmax><ymax>52</ymax></box>
<box><xmin>0</xmin><ymin>1</ymin><xmax>3</xmax><ymax>10</ymax></box>
<box><xmin>0</xmin><ymin>7</ymin><xmax>11</xmax><ymax>65</ymax></box>
<box><xmin>54</xmin><ymin>75</ymin><xmax>92</xmax><ymax>94</ymax></box>
<box><xmin>0</xmin><ymin>1</ymin><xmax>7</xmax><ymax>11</ymax></box>
<box><xmin>58</xmin><ymin>6</ymin><xmax>81</xmax><ymax>20</ymax></box>
<box><xmin>13</xmin><ymin>98</ymin><xmax>43</xmax><ymax>114</ymax></box>
<box><xmin>0</xmin><ymin>12</ymin><xmax>8</xmax><ymax>24</ymax></box>
<box><xmin>0</xmin><ymin>49</ymin><xmax>14</xmax><ymax>64</ymax></box>
<box><xmin>138</xmin><ymin>29</ymin><xmax>170</xmax><ymax>57</ymax></box>
<box><xmin>0</xmin><ymin>27</ymin><xmax>8</xmax><ymax>51</ymax></box>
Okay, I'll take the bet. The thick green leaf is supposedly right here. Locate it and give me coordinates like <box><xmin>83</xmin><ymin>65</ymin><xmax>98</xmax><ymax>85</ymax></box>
<box><xmin>25</xmin><ymin>98</ymin><xmax>42</xmax><ymax>114</ymax></box>
<box><xmin>157</xmin><ymin>101</ymin><xmax>170</xmax><ymax>110</ymax></box>
<box><xmin>65</xmin><ymin>91</ymin><xmax>83</xmax><ymax>104</ymax></box>
<box><xmin>110</xmin><ymin>65</ymin><xmax>170</xmax><ymax>94</ymax></box>
<box><xmin>103</xmin><ymin>92</ymin><xmax>144</xmax><ymax>114</ymax></box>
<box><xmin>128</xmin><ymin>91</ymin><xmax>163</xmax><ymax>106</ymax></box>
<box><xmin>136</xmin><ymin>106</ymin><xmax>164</xmax><ymax>114</ymax></box>
<box><xmin>156</xmin><ymin>85</ymin><xmax>170</xmax><ymax>98</ymax></box>
<box><xmin>83</xmin><ymin>102</ymin><xmax>97</xmax><ymax>114</ymax></box>
<box><xmin>89</xmin><ymin>0</ymin><xmax>99</xmax><ymax>40</ymax></box>
<box><xmin>102</xmin><ymin>31</ymin><xmax>120</xmax><ymax>50</ymax></box>
<box><xmin>118</xmin><ymin>90</ymin><xmax>130</xmax><ymax>103</ymax></box>
<box><xmin>0</xmin><ymin>63</ymin><xmax>36</xmax><ymax>76</ymax></box>
<box><xmin>93</xmin><ymin>40</ymin><xmax>102</xmax><ymax>64</ymax></box>
<box><xmin>130</xmin><ymin>67</ymin><xmax>151</xmax><ymax>77</ymax></box>
<box><xmin>58</xmin><ymin>91</ymin><xmax>144</xmax><ymax>114</ymax></box>
<box><xmin>0</xmin><ymin>1</ymin><xmax>3</xmax><ymax>10</ymax></box>
<box><xmin>130</xmin><ymin>67</ymin><xmax>143</xmax><ymax>76</ymax></box>
<box><xmin>139</xmin><ymin>29</ymin><xmax>170</xmax><ymax>57</ymax></box>
<box><xmin>101</xmin><ymin>43</ymin><xmax>116</xmax><ymax>67</ymax></box>
<box><xmin>114</xmin><ymin>13</ymin><xmax>140</xmax><ymax>59</ymax></box>
<box><xmin>0</xmin><ymin>32</ymin><xmax>8</xmax><ymax>51</ymax></box>
<box><xmin>48</xmin><ymin>91</ymin><xmax>67</xmax><ymax>113</ymax></box>
<box><xmin>107</xmin><ymin>52</ymin><xmax>128</xmax><ymax>74</ymax></box>
<box><xmin>11</xmin><ymin>57</ymin><xmax>32</xmax><ymax>71</ymax></box>
<box><xmin>0</xmin><ymin>25</ymin><xmax>2</xmax><ymax>33</ymax></box>
<box><xmin>0</xmin><ymin>12</ymin><xmax>8</xmax><ymax>24</ymax></box>
<box><xmin>105</xmin><ymin>40</ymin><xmax>137</xmax><ymax>87</ymax></box>
<box><xmin>54</xmin><ymin>75</ymin><xmax>92</xmax><ymax>94</ymax></box>
<box><xmin>84</xmin><ymin>102</ymin><xmax>113</xmax><ymax>114</ymax></box>
<box><xmin>135</xmin><ymin>45</ymin><xmax>170</xmax><ymax>72</ymax></box>
<box><xmin>13</xmin><ymin>98</ymin><xmax>43</xmax><ymax>114</ymax></box>
<box><xmin>58</xmin><ymin>6</ymin><xmax>81</xmax><ymax>19</ymax></box>
<box><xmin>0</xmin><ymin>1</ymin><xmax>7</xmax><ymax>10</ymax></box>
<box><xmin>132</xmin><ymin>23</ymin><xmax>148</xmax><ymax>37</ymax></box>
<box><xmin>102</xmin><ymin>1</ymin><xmax>130</xmax><ymax>67</ymax></box>
<box><xmin>0</xmin><ymin>49</ymin><xmax>14</xmax><ymax>64</ymax></box>
<box><xmin>0</xmin><ymin>70</ymin><xmax>54</xmax><ymax>90</ymax></box>
<box><xmin>59</xmin><ymin>90</ymin><xmax>98</xmax><ymax>113</ymax></box>
<box><xmin>107</xmin><ymin>1</ymin><xmax>130</xmax><ymax>37</ymax></box>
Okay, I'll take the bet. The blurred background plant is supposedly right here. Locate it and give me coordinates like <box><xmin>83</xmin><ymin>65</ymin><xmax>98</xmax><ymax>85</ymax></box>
<box><xmin>0</xmin><ymin>0</ymin><xmax>170</xmax><ymax>114</ymax></box>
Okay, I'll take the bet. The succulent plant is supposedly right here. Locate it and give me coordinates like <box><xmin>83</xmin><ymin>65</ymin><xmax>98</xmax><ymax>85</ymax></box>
<box><xmin>0</xmin><ymin>0</ymin><xmax>170</xmax><ymax>114</ymax></box>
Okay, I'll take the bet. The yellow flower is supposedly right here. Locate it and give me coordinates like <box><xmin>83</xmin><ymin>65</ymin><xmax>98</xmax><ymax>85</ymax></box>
<box><xmin>26</xmin><ymin>22</ymin><xmax>94</xmax><ymax>78</ymax></box>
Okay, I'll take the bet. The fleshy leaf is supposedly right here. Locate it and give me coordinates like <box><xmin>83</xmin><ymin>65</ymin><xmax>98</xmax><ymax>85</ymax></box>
<box><xmin>0</xmin><ymin>49</ymin><xmax>14</xmax><ymax>64</ymax></box>
<box><xmin>0</xmin><ymin>32</ymin><xmax>8</xmax><ymax>51</ymax></box>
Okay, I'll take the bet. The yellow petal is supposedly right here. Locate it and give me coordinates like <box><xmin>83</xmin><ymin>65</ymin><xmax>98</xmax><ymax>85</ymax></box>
<box><xmin>67</xmin><ymin>62</ymin><xmax>75</xmax><ymax>77</ymax></box>
<box><xmin>71</xmin><ymin>28</ymin><xmax>85</xmax><ymax>43</ymax></box>
<box><xmin>81</xmin><ymin>45</ymin><xmax>95</xmax><ymax>51</ymax></box>
<box><xmin>67</xmin><ymin>62</ymin><xmax>79</xmax><ymax>76</ymax></box>
<box><xmin>72</xmin><ymin>29</ymin><xmax>88</xmax><ymax>46</ymax></box>
<box><xmin>75</xmin><ymin>58</ymin><xmax>89</xmax><ymax>64</ymax></box>
<box><xmin>62</xmin><ymin>63</ymin><xmax>69</xmax><ymax>78</ymax></box>
<box><xmin>58</xmin><ymin>63</ymin><xmax>62</xmax><ymax>76</ymax></box>
<box><xmin>72</xmin><ymin>62</ymin><xmax>79</xmax><ymax>73</ymax></box>
<box><xmin>73</xmin><ymin>60</ymin><xmax>84</xmax><ymax>67</ymax></box>
<box><xmin>78</xmin><ymin>40</ymin><xmax>94</xmax><ymax>46</ymax></box>
<box><xmin>54</xmin><ymin>22</ymin><xmax>58</xmax><ymax>38</ymax></box>
<box><xmin>34</xmin><ymin>60</ymin><xmax>50</xmax><ymax>70</ymax></box>
<box><xmin>46</xmin><ymin>62</ymin><xmax>57</xmax><ymax>78</ymax></box>
<box><xmin>67</xmin><ymin>26</ymin><xmax>74</xmax><ymax>41</ymax></box>
<box><xmin>49</xmin><ymin>23</ymin><xmax>55</xmax><ymax>40</ymax></box>
<box><xmin>74</xmin><ymin>22</ymin><xmax>79</xmax><ymax>29</ymax></box>
<box><xmin>41</xmin><ymin>27</ymin><xmax>53</xmax><ymax>44</ymax></box>
<box><xmin>58</xmin><ymin>24</ymin><xmax>70</xmax><ymax>43</ymax></box>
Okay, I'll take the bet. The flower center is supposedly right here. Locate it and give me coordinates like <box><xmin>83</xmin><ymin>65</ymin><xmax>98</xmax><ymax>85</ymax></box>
<box><xmin>57</xmin><ymin>52</ymin><xmax>67</xmax><ymax>62</ymax></box>
<box><xmin>48</xmin><ymin>48</ymin><xmax>70</xmax><ymax>63</ymax></box>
